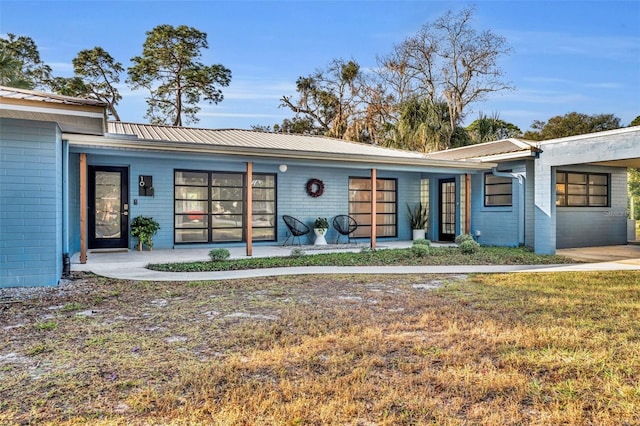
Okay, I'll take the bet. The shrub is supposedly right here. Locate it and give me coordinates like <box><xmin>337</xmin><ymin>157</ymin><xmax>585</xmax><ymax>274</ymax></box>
<box><xmin>289</xmin><ymin>247</ymin><xmax>306</xmax><ymax>258</ymax></box>
<box><xmin>131</xmin><ymin>216</ymin><xmax>161</xmax><ymax>250</ymax></box>
<box><xmin>314</xmin><ymin>217</ymin><xmax>329</xmax><ymax>230</ymax></box>
<box><xmin>412</xmin><ymin>238</ymin><xmax>431</xmax><ymax>247</ymax></box>
<box><xmin>411</xmin><ymin>244</ymin><xmax>431</xmax><ymax>257</ymax></box>
<box><xmin>459</xmin><ymin>239</ymin><xmax>480</xmax><ymax>254</ymax></box>
<box><xmin>208</xmin><ymin>248</ymin><xmax>230</xmax><ymax>262</ymax></box>
<box><xmin>455</xmin><ymin>234</ymin><xmax>475</xmax><ymax>245</ymax></box>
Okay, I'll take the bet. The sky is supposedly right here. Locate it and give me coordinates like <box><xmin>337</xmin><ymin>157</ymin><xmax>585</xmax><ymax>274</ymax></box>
<box><xmin>1</xmin><ymin>0</ymin><xmax>639</xmax><ymax>133</ymax></box>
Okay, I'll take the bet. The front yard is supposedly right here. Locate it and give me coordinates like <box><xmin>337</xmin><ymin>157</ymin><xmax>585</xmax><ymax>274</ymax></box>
<box><xmin>1</xmin><ymin>271</ymin><xmax>639</xmax><ymax>425</ymax></box>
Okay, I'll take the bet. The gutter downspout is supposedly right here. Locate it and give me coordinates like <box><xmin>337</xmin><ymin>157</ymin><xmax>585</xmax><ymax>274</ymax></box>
<box><xmin>492</xmin><ymin>168</ymin><xmax>526</xmax><ymax>246</ymax></box>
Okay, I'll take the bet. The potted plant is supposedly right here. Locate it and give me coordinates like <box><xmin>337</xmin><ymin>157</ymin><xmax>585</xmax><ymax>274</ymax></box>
<box><xmin>407</xmin><ymin>202</ymin><xmax>428</xmax><ymax>240</ymax></box>
<box><xmin>130</xmin><ymin>215</ymin><xmax>160</xmax><ymax>251</ymax></box>
<box><xmin>313</xmin><ymin>217</ymin><xmax>329</xmax><ymax>245</ymax></box>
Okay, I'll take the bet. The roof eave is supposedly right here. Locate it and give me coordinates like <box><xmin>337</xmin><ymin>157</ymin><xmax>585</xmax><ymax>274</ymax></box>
<box><xmin>64</xmin><ymin>133</ymin><xmax>495</xmax><ymax>171</ymax></box>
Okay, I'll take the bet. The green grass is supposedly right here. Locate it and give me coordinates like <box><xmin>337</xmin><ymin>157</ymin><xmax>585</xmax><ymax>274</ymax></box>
<box><xmin>148</xmin><ymin>246</ymin><xmax>576</xmax><ymax>272</ymax></box>
<box><xmin>1</xmin><ymin>271</ymin><xmax>638</xmax><ymax>425</ymax></box>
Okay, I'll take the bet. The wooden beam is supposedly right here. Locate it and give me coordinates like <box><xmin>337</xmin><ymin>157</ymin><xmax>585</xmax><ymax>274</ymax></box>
<box><xmin>465</xmin><ymin>174</ymin><xmax>471</xmax><ymax>234</ymax></box>
<box><xmin>246</xmin><ymin>162</ymin><xmax>253</xmax><ymax>256</ymax></box>
<box><xmin>371</xmin><ymin>168</ymin><xmax>377</xmax><ymax>250</ymax></box>
<box><xmin>79</xmin><ymin>154</ymin><xmax>87</xmax><ymax>264</ymax></box>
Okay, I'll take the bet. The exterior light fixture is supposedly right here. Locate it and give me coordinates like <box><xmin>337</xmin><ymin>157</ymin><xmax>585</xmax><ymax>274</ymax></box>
<box><xmin>279</xmin><ymin>164</ymin><xmax>288</xmax><ymax>172</ymax></box>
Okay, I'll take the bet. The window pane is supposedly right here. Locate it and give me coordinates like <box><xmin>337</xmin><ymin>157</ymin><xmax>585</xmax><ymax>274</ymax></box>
<box><xmin>253</xmin><ymin>201</ymin><xmax>274</xmax><ymax>215</ymax></box>
<box><xmin>215</xmin><ymin>201</ymin><xmax>242</xmax><ymax>214</ymax></box>
<box><xmin>253</xmin><ymin>175</ymin><xmax>275</xmax><ymax>187</ymax></box>
<box><xmin>485</xmin><ymin>183</ymin><xmax>512</xmax><ymax>195</ymax></box>
<box><xmin>568</xmin><ymin>195</ymin><xmax>587</xmax><ymax>206</ymax></box>
<box><xmin>175</xmin><ymin>215</ymin><xmax>208</xmax><ymax>228</ymax></box>
<box><xmin>556</xmin><ymin>183</ymin><xmax>566</xmax><ymax>195</ymax></box>
<box><xmin>253</xmin><ymin>215</ymin><xmax>275</xmax><ymax>227</ymax></box>
<box><xmin>377</xmin><ymin>180</ymin><xmax>396</xmax><ymax>190</ymax></box>
<box><xmin>212</xmin><ymin>187</ymin><xmax>243</xmax><ymax>200</ymax></box>
<box><xmin>175</xmin><ymin>229</ymin><xmax>208</xmax><ymax>243</ymax></box>
<box><xmin>212</xmin><ymin>173</ymin><xmax>243</xmax><ymax>187</ymax></box>
<box><xmin>486</xmin><ymin>174</ymin><xmax>511</xmax><ymax>185</ymax></box>
<box><xmin>175</xmin><ymin>200</ymin><xmax>207</xmax><ymax>214</ymax></box>
<box><xmin>212</xmin><ymin>214</ymin><xmax>242</xmax><ymax>227</ymax></box>
<box><xmin>175</xmin><ymin>186</ymin><xmax>208</xmax><ymax>200</ymax></box>
<box><xmin>486</xmin><ymin>195</ymin><xmax>512</xmax><ymax>206</ymax></box>
<box><xmin>376</xmin><ymin>191</ymin><xmax>396</xmax><ymax>202</ymax></box>
<box><xmin>212</xmin><ymin>228</ymin><xmax>242</xmax><ymax>242</ymax></box>
<box><xmin>567</xmin><ymin>184</ymin><xmax>587</xmax><ymax>195</ymax></box>
<box><xmin>377</xmin><ymin>203</ymin><xmax>396</xmax><ymax>213</ymax></box>
<box><xmin>351</xmin><ymin>191</ymin><xmax>371</xmax><ymax>202</ymax></box>
<box><xmin>253</xmin><ymin>188</ymin><xmax>274</xmax><ymax>200</ymax></box>
<box><xmin>556</xmin><ymin>172</ymin><xmax>566</xmax><ymax>183</ymax></box>
<box><xmin>556</xmin><ymin>195</ymin><xmax>566</xmax><ymax>206</ymax></box>
<box><xmin>253</xmin><ymin>228</ymin><xmax>275</xmax><ymax>241</ymax></box>
<box><xmin>568</xmin><ymin>173</ymin><xmax>587</xmax><ymax>184</ymax></box>
<box><xmin>590</xmin><ymin>174</ymin><xmax>607</xmax><ymax>185</ymax></box>
<box><xmin>377</xmin><ymin>213</ymin><xmax>396</xmax><ymax>225</ymax></box>
<box><xmin>589</xmin><ymin>196</ymin><xmax>607</xmax><ymax>206</ymax></box>
<box><xmin>176</xmin><ymin>171</ymin><xmax>208</xmax><ymax>186</ymax></box>
<box><xmin>350</xmin><ymin>203</ymin><xmax>370</xmax><ymax>214</ymax></box>
<box><xmin>589</xmin><ymin>186</ymin><xmax>608</xmax><ymax>196</ymax></box>
<box><xmin>349</xmin><ymin>179</ymin><xmax>371</xmax><ymax>190</ymax></box>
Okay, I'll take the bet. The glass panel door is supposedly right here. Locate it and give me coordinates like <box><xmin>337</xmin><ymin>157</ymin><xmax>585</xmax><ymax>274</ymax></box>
<box><xmin>89</xmin><ymin>166</ymin><xmax>129</xmax><ymax>249</ymax></box>
<box><xmin>439</xmin><ymin>178</ymin><xmax>456</xmax><ymax>241</ymax></box>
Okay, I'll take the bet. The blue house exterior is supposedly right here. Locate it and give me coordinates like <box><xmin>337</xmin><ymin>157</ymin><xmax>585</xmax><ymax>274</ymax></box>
<box><xmin>1</xmin><ymin>86</ymin><xmax>639</xmax><ymax>287</ymax></box>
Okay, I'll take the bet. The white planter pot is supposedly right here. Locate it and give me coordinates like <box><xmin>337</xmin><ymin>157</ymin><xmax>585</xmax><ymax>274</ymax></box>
<box><xmin>412</xmin><ymin>229</ymin><xmax>426</xmax><ymax>241</ymax></box>
<box><xmin>313</xmin><ymin>228</ymin><xmax>328</xmax><ymax>245</ymax></box>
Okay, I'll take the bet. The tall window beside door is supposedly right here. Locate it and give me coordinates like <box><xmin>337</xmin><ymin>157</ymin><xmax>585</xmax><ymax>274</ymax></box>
<box><xmin>348</xmin><ymin>177</ymin><xmax>397</xmax><ymax>238</ymax></box>
<box><xmin>174</xmin><ymin>170</ymin><xmax>276</xmax><ymax>243</ymax></box>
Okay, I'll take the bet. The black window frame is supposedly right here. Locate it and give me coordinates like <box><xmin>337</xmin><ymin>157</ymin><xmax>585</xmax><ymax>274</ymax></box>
<box><xmin>174</xmin><ymin>169</ymin><xmax>277</xmax><ymax>244</ymax></box>
<box><xmin>484</xmin><ymin>172</ymin><xmax>513</xmax><ymax>207</ymax></box>
<box><xmin>556</xmin><ymin>171</ymin><xmax>609</xmax><ymax>207</ymax></box>
<box><xmin>348</xmin><ymin>176</ymin><xmax>397</xmax><ymax>238</ymax></box>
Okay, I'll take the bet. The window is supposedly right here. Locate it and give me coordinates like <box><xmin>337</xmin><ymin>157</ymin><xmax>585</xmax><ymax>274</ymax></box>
<box><xmin>174</xmin><ymin>170</ymin><xmax>276</xmax><ymax>243</ymax></box>
<box><xmin>484</xmin><ymin>173</ymin><xmax>512</xmax><ymax>207</ymax></box>
<box><xmin>348</xmin><ymin>177</ymin><xmax>397</xmax><ymax>238</ymax></box>
<box><xmin>556</xmin><ymin>171</ymin><xmax>608</xmax><ymax>207</ymax></box>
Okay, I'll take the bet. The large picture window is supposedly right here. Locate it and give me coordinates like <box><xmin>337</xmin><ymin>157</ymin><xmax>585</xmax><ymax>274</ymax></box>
<box><xmin>348</xmin><ymin>177</ymin><xmax>397</xmax><ymax>238</ymax></box>
<box><xmin>174</xmin><ymin>170</ymin><xmax>276</xmax><ymax>243</ymax></box>
<box><xmin>556</xmin><ymin>171</ymin><xmax>609</xmax><ymax>207</ymax></box>
<box><xmin>484</xmin><ymin>173</ymin><xmax>513</xmax><ymax>207</ymax></box>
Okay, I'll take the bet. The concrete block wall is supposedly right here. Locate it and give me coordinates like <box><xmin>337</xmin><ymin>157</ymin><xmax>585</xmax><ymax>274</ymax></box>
<box><xmin>556</xmin><ymin>165</ymin><xmax>627</xmax><ymax>248</ymax></box>
<box><xmin>469</xmin><ymin>162</ymin><xmax>525</xmax><ymax>247</ymax></box>
<box><xmin>0</xmin><ymin>118</ymin><xmax>62</xmax><ymax>287</ymax></box>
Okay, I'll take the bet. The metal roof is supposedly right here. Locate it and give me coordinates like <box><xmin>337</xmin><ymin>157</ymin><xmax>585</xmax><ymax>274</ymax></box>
<box><xmin>0</xmin><ymin>85</ymin><xmax>107</xmax><ymax>107</ymax></box>
<box><xmin>108</xmin><ymin>121</ymin><xmax>434</xmax><ymax>160</ymax></box>
<box><xmin>424</xmin><ymin>138</ymin><xmax>539</xmax><ymax>161</ymax></box>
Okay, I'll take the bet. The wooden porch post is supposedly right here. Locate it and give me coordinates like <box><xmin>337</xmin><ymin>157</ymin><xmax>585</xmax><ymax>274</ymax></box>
<box><xmin>246</xmin><ymin>162</ymin><xmax>253</xmax><ymax>256</ymax></box>
<box><xmin>79</xmin><ymin>153</ymin><xmax>87</xmax><ymax>264</ymax></box>
<box><xmin>371</xmin><ymin>168</ymin><xmax>377</xmax><ymax>250</ymax></box>
<box><xmin>465</xmin><ymin>174</ymin><xmax>471</xmax><ymax>235</ymax></box>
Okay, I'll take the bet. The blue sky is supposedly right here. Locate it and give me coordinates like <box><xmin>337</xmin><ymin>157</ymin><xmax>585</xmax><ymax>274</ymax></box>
<box><xmin>2</xmin><ymin>0</ymin><xmax>639</xmax><ymax>132</ymax></box>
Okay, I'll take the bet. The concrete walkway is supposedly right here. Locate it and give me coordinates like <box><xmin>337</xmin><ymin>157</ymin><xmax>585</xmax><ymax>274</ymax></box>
<box><xmin>71</xmin><ymin>242</ymin><xmax>640</xmax><ymax>282</ymax></box>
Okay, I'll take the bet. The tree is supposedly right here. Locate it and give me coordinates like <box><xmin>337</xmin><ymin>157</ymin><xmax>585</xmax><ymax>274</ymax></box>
<box><xmin>523</xmin><ymin>112</ymin><xmax>621</xmax><ymax>141</ymax></box>
<box><xmin>382</xmin><ymin>7</ymin><xmax>513</xmax><ymax>148</ymax></box>
<box><xmin>273</xmin><ymin>116</ymin><xmax>318</xmax><ymax>135</ymax></box>
<box><xmin>0</xmin><ymin>49</ymin><xmax>32</xmax><ymax>88</ymax></box>
<box><xmin>279</xmin><ymin>59</ymin><xmax>369</xmax><ymax>140</ymax></box>
<box><xmin>0</xmin><ymin>34</ymin><xmax>52</xmax><ymax>90</ymax></box>
<box><xmin>386</xmin><ymin>97</ymin><xmax>452</xmax><ymax>152</ymax></box>
<box><xmin>466</xmin><ymin>112</ymin><xmax>522</xmax><ymax>143</ymax></box>
<box><xmin>127</xmin><ymin>24</ymin><xmax>232</xmax><ymax>126</ymax></box>
<box><xmin>630</xmin><ymin>115</ymin><xmax>640</xmax><ymax>127</ymax></box>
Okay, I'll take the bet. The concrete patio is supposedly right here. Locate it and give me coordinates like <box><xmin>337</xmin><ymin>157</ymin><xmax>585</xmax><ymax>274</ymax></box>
<box><xmin>69</xmin><ymin>242</ymin><xmax>640</xmax><ymax>282</ymax></box>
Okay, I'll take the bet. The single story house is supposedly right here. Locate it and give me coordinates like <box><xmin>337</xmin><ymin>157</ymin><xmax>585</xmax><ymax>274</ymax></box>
<box><xmin>1</xmin><ymin>86</ymin><xmax>639</xmax><ymax>287</ymax></box>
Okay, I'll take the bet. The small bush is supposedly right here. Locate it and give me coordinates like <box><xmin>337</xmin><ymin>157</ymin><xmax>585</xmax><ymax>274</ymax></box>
<box><xmin>455</xmin><ymin>234</ymin><xmax>475</xmax><ymax>245</ymax></box>
<box><xmin>411</xmin><ymin>244</ymin><xmax>431</xmax><ymax>257</ymax></box>
<box><xmin>208</xmin><ymin>248</ymin><xmax>230</xmax><ymax>262</ymax></box>
<box><xmin>412</xmin><ymin>238</ymin><xmax>431</xmax><ymax>247</ymax></box>
<box><xmin>289</xmin><ymin>247</ymin><xmax>306</xmax><ymax>258</ymax></box>
<box><xmin>459</xmin><ymin>239</ymin><xmax>480</xmax><ymax>254</ymax></box>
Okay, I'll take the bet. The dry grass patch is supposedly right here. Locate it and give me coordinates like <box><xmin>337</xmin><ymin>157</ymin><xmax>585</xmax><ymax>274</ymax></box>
<box><xmin>1</xmin><ymin>271</ymin><xmax>638</xmax><ymax>425</ymax></box>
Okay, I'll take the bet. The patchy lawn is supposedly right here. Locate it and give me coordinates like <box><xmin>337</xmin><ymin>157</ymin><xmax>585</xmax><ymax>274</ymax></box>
<box><xmin>1</xmin><ymin>271</ymin><xmax>639</xmax><ymax>425</ymax></box>
<box><xmin>148</xmin><ymin>246</ymin><xmax>576</xmax><ymax>272</ymax></box>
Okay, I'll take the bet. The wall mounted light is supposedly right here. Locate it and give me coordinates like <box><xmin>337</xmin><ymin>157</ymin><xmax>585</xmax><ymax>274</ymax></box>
<box><xmin>279</xmin><ymin>164</ymin><xmax>288</xmax><ymax>173</ymax></box>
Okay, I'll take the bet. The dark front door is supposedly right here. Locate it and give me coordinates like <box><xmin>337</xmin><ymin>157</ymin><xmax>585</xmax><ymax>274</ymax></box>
<box><xmin>89</xmin><ymin>166</ymin><xmax>129</xmax><ymax>249</ymax></box>
<box><xmin>439</xmin><ymin>178</ymin><xmax>456</xmax><ymax>241</ymax></box>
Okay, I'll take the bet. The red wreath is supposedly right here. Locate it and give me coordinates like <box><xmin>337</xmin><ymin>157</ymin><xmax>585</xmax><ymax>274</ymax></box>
<box><xmin>306</xmin><ymin>178</ymin><xmax>325</xmax><ymax>198</ymax></box>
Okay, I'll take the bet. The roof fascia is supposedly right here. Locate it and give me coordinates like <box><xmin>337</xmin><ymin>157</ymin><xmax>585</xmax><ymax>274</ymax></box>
<box><xmin>64</xmin><ymin>133</ymin><xmax>495</xmax><ymax>171</ymax></box>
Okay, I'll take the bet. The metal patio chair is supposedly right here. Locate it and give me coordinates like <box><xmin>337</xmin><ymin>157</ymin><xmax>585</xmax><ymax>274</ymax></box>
<box><xmin>333</xmin><ymin>215</ymin><xmax>358</xmax><ymax>244</ymax></box>
<box><xmin>282</xmin><ymin>215</ymin><xmax>311</xmax><ymax>246</ymax></box>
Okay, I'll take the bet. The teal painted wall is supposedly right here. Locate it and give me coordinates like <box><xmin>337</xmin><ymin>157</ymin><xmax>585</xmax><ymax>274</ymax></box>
<box><xmin>0</xmin><ymin>118</ymin><xmax>62</xmax><ymax>287</ymax></box>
